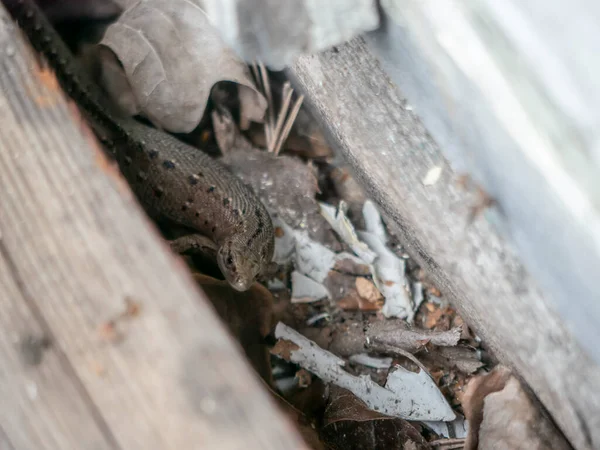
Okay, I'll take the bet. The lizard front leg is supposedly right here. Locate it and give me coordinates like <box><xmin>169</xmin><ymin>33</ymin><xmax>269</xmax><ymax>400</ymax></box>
<box><xmin>169</xmin><ymin>234</ymin><xmax>218</xmax><ymax>259</ymax></box>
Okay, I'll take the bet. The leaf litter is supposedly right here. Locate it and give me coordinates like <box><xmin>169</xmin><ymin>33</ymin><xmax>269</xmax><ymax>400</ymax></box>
<box><xmin>44</xmin><ymin>1</ymin><xmax>538</xmax><ymax>448</ymax></box>
<box><xmin>98</xmin><ymin>0</ymin><xmax>267</xmax><ymax>133</ymax></box>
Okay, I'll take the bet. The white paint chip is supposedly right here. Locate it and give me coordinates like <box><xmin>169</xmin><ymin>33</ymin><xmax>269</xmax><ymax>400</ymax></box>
<box><xmin>361</xmin><ymin>201</ymin><xmax>415</xmax><ymax>321</ymax></box>
<box><xmin>275</xmin><ymin>322</ymin><xmax>456</xmax><ymax>421</ymax></box>
<box><xmin>423</xmin><ymin>166</ymin><xmax>443</xmax><ymax>186</ymax></box>
<box><xmin>319</xmin><ymin>201</ymin><xmax>377</xmax><ymax>263</ymax></box>
<box><xmin>291</xmin><ymin>270</ymin><xmax>331</xmax><ymax>303</ymax></box>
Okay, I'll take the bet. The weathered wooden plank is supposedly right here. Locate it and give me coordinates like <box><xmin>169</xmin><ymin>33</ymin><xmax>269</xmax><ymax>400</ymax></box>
<box><xmin>0</xmin><ymin>7</ymin><xmax>305</xmax><ymax>450</ymax></box>
<box><xmin>367</xmin><ymin>0</ymin><xmax>600</xmax><ymax>369</ymax></box>
<box><xmin>288</xmin><ymin>39</ymin><xmax>598</xmax><ymax>450</ymax></box>
<box><xmin>0</xmin><ymin>252</ymin><xmax>115</xmax><ymax>450</ymax></box>
<box><xmin>200</xmin><ymin>0</ymin><xmax>380</xmax><ymax>69</ymax></box>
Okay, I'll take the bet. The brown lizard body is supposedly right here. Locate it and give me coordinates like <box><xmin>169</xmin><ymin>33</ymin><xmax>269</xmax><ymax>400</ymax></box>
<box><xmin>5</xmin><ymin>0</ymin><xmax>275</xmax><ymax>291</ymax></box>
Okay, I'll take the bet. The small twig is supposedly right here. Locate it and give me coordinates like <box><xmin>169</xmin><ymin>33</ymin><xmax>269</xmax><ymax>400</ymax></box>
<box><xmin>251</xmin><ymin>62</ymin><xmax>274</xmax><ymax>149</ymax></box>
<box><xmin>251</xmin><ymin>62</ymin><xmax>302</xmax><ymax>154</ymax></box>
<box><xmin>250</xmin><ymin>62</ymin><xmax>259</xmax><ymax>81</ymax></box>
<box><xmin>258</xmin><ymin>62</ymin><xmax>276</xmax><ymax>148</ymax></box>
<box><xmin>251</xmin><ymin>63</ymin><xmax>271</xmax><ymax>146</ymax></box>
<box><xmin>250</xmin><ymin>62</ymin><xmax>263</xmax><ymax>94</ymax></box>
<box><xmin>270</xmin><ymin>82</ymin><xmax>293</xmax><ymax>153</ymax></box>
<box><xmin>273</xmin><ymin>94</ymin><xmax>304</xmax><ymax>156</ymax></box>
<box><xmin>429</xmin><ymin>437</ymin><xmax>465</xmax><ymax>449</ymax></box>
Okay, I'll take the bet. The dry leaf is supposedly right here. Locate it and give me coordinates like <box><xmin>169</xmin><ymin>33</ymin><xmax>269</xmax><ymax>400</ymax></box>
<box><xmin>327</xmin><ymin>272</ymin><xmax>382</xmax><ymax>311</ymax></box>
<box><xmin>321</xmin><ymin>386</ymin><xmax>431</xmax><ymax>450</ymax></box>
<box><xmin>193</xmin><ymin>273</ymin><xmax>275</xmax><ymax>385</ymax></box>
<box><xmin>272</xmin><ymin>388</ymin><xmax>325</xmax><ymax>450</ymax></box>
<box><xmin>271</xmin><ymin>339</ymin><xmax>301</xmax><ymax>361</ymax></box>
<box><xmin>211</xmin><ymin>108</ymin><xmax>255</xmax><ymax>154</ymax></box>
<box><xmin>298</xmin><ymin>327</ymin><xmax>334</xmax><ymax>352</ymax></box>
<box><xmin>332</xmin><ymin>257</ymin><xmax>372</xmax><ymax>276</ymax></box>
<box><xmin>98</xmin><ymin>0</ymin><xmax>266</xmax><ymax>133</ymax></box>
<box><xmin>423</xmin><ymin>304</ymin><xmax>455</xmax><ymax>330</ymax></box>
<box><xmin>462</xmin><ymin>366</ymin><xmax>571</xmax><ymax>450</ymax></box>
<box><xmin>355</xmin><ymin>277</ymin><xmax>383</xmax><ymax>303</ymax></box>
<box><xmin>337</xmin><ymin>294</ymin><xmax>382</xmax><ymax>311</ymax></box>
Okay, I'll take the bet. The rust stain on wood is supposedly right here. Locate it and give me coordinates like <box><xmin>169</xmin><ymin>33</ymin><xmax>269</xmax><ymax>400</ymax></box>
<box><xmin>25</xmin><ymin>62</ymin><xmax>61</xmax><ymax>107</ymax></box>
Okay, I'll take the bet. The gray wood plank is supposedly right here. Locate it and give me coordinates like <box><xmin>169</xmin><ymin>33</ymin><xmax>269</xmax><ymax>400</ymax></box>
<box><xmin>0</xmin><ymin>7</ymin><xmax>305</xmax><ymax>450</ymax></box>
<box><xmin>288</xmin><ymin>39</ymin><xmax>594</xmax><ymax>450</ymax></box>
<box><xmin>0</xmin><ymin>252</ymin><xmax>116</xmax><ymax>450</ymax></box>
<box><xmin>368</xmin><ymin>0</ymin><xmax>600</xmax><ymax>372</ymax></box>
<box><xmin>0</xmin><ymin>426</ymin><xmax>16</xmax><ymax>450</ymax></box>
<box><xmin>200</xmin><ymin>0</ymin><xmax>380</xmax><ymax>69</ymax></box>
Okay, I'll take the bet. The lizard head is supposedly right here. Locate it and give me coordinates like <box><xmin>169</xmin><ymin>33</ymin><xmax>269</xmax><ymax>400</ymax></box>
<box><xmin>217</xmin><ymin>239</ymin><xmax>273</xmax><ymax>292</ymax></box>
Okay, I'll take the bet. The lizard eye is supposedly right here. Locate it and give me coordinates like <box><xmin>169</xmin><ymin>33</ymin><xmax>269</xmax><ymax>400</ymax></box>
<box><xmin>225</xmin><ymin>254</ymin><xmax>237</xmax><ymax>273</ymax></box>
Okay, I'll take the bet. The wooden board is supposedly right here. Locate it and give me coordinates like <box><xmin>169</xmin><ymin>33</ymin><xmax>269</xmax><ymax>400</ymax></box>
<box><xmin>198</xmin><ymin>0</ymin><xmax>380</xmax><ymax>69</ymax></box>
<box><xmin>366</xmin><ymin>0</ymin><xmax>600</xmax><ymax>377</ymax></box>
<box><xmin>0</xmin><ymin>7</ymin><xmax>305</xmax><ymax>450</ymax></box>
<box><xmin>288</xmin><ymin>39</ymin><xmax>598</xmax><ymax>450</ymax></box>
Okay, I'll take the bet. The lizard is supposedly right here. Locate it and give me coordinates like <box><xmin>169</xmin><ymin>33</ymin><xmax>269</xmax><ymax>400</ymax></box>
<box><xmin>3</xmin><ymin>0</ymin><xmax>275</xmax><ymax>292</ymax></box>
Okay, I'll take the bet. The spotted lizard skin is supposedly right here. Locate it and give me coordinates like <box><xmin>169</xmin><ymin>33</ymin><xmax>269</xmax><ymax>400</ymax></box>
<box><xmin>5</xmin><ymin>0</ymin><xmax>275</xmax><ymax>291</ymax></box>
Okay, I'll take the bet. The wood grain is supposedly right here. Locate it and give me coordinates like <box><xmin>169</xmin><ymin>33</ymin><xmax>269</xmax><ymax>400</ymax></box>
<box><xmin>288</xmin><ymin>39</ymin><xmax>594</xmax><ymax>450</ymax></box>
<box><xmin>367</xmin><ymin>0</ymin><xmax>600</xmax><ymax>377</ymax></box>
<box><xmin>0</xmin><ymin>7</ymin><xmax>305</xmax><ymax>450</ymax></box>
<box><xmin>199</xmin><ymin>0</ymin><xmax>380</xmax><ymax>69</ymax></box>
